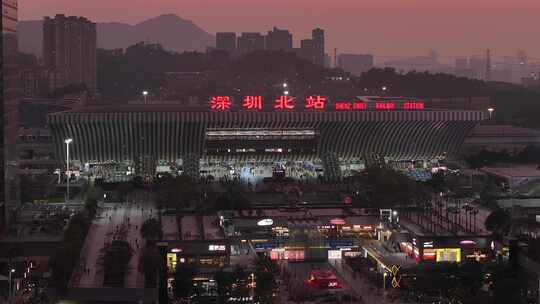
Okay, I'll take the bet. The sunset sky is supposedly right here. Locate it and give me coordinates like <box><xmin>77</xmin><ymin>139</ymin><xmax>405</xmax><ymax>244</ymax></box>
<box><xmin>19</xmin><ymin>0</ymin><xmax>540</xmax><ymax>60</ymax></box>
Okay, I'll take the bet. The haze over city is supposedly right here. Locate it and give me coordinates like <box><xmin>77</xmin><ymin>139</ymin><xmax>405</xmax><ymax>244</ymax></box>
<box><xmin>3</xmin><ymin>0</ymin><xmax>540</xmax><ymax>303</ymax></box>
<box><xmin>19</xmin><ymin>0</ymin><xmax>540</xmax><ymax>59</ymax></box>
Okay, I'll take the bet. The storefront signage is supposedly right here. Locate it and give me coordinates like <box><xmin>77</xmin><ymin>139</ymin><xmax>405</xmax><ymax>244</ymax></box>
<box><xmin>423</xmin><ymin>241</ymin><xmax>434</xmax><ymax>248</ymax></box>
<box><xmin>257</xmin><ymin>218</ymin><xmax>274</xmax><ymax>226</ymax></box>
<box><xmin>209</xmin><ymin>96</ymin><xmax>425</xmax><ymax>112</ymax></box>
<box><xmin>329</xmin><ymin>218</ymin><xmax>346</xmax><ymax>225</ymax></box>
<box><xmin>209</xmin><ymin>245</ymin><xmax>227</xmax><ymax>251</ymax></box>
<box><xmin>435</xmin><ymin>248</ymin><xmax>461</xmax><ymax>263</ymax></box>
<box><xmin>170</xmin><ymin>247</ymin><xmax>183</xmax><ymax>253</ymax></box>
<box><xmin>328</xmin><ymin>250</ymin><xmax>343</xmax><ymax>259</ymax></box>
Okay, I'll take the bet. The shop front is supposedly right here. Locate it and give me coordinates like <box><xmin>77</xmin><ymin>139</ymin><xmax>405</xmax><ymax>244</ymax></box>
<box><xmin>400</xmin><ymin>236</ymin><xmax>492</xmax><ymax>263</ymax></box>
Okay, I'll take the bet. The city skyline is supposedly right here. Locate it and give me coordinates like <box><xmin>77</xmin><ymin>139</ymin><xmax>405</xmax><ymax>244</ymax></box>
<box><xmin>19</xmin><ymin>0</ymin><xmax>540</xmax><ymax>59</ymax></box>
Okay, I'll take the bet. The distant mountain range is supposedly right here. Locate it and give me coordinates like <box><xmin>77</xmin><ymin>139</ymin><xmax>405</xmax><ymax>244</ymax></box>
<box><xmin>18</xmin><ymin>14</ymin><xmax>215</xmax><ymax>57</ymax></box>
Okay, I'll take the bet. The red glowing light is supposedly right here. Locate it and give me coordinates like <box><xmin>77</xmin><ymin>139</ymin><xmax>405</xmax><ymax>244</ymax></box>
<box><xmin>335</xmin><ymin>101</ymin><xmax>367</xmax><ymax>110</ymax></box>
<box><xmin>274</xmin><ymin>95</ymin><xmax>295</xmax><ymax>110</ymax></box>
<box><xmin>402</xmin><ymin>101</ymin><xmax>425</xmax><ymax>110</ymax></box>
<box><xmin>305</xmin><ymin>95</ymin><xmax>326</xmax><ymax>110</ymax></box>
<box><xmin>243</xmin><ymin>95</ymin><xmax>263</xmax><ymax>110</ymax></box>
<box><xmin>329</xmin><ymin>218</ymin><xmax>346</xmax><ymax>225</ymax></box>
<box><xmin>335</xmin><ymin>102</ymin><xmax>352</xmax><ymax>110</ymax></box>
<box><xmin>376</xmin><ymin>102</ymin><xmax>396</xmax><ymax>110</ymax></box>
<box><xmin>210</xmin><ymin>96</ymin><xmax>232</xmax><ymax>111</ymax></box>
<box><xmin>353</xmin><ymin>102</ymin><xmax>368</xmax><ymax>110</ymax></box>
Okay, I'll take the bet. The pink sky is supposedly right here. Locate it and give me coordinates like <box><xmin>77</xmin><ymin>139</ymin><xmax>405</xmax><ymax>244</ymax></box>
<box><xmin>19</xmin><ymin>0</ymin><xmax>540</xmax><ymax>60</ymax></box>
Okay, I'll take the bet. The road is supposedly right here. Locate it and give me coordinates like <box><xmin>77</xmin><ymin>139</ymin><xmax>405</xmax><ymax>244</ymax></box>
<box><xmin>71</xmin><ymin>190</ymin><xmax>154</xmax><ymax>288</ymax></box>
<box><xmin>282</xmin><ymin>262</ymin><xmax>361</xmax><ymax>303</ymax></box>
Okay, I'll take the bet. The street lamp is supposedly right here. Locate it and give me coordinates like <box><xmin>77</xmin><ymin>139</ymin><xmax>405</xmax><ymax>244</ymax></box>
<box><xmin>142</xmin><ymin>90</ymin><xmax>149</xmax><ymax>104</ymax></box>
<box><xmin>9</xmin><ymin>268</ymin><xmax>15</xmax><ymax>303</ymax></box>
<box><xmin>282</xmin><ymin>82</ymin><xmax>288</xmax><ymax>88</ymax></box>
<box><xmin>284</xmin><ymin>90</ymin><xmax>289</xmax><ymax>96</ymax></box>
<box><xmin>383</xmin><ymin>272</ymin><xmax>387</xmax><ymax>290</ymax></box>
<box><xmin>65</xmin><ymin>138</ymin><xmax>73</xmax><ymax>203</ymax></box>
<box><xmin>487</xmin><ymin>107</ymin><xmax>495</xmax><ymax>120</ymax></box>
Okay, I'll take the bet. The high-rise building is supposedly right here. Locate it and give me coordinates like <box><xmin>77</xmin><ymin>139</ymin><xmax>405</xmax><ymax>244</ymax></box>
<box><xmin>216</xmin><ymin>32</ymin><xmax>236</xmax><ymax>54</ymax></box>
<box><xmin>265</xmin><ymin>27</ymin><xmax>292</xmax><ymax>51</ymax></box>
<box><xmin>43</xmin><ymin>14</ymin><xmax>97</xmax><ymax>93</ymax></box>
<box><xmin>337</xmin><ymin>54</ymin><xmax>374</xmax><ymax>76</ymax></box>
<box><xmin>312</xmin><ymin>28</ymin><xmax>325</xmax><ymax>66</ymax></box>
<box><xmin>2</xmin><ymin>0</ymin><xmax>20</xmax><ymax>231</ymax></box>
<box><xmin>237</xmin><ymin>32</ymin><xmax>265</xmax><ymax>56</ymax></box>
<box><xmin>299</xmin><ymin>39</ymin><xmax>313</xmax><ymax>62</ymax></box>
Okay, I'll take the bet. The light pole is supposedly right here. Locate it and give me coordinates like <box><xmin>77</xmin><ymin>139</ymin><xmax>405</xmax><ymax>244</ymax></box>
<box><xmin>65</xmin><ymin>138</ymin><xmax>73</xmax><ymax>203</ymax></box>
<box><xmin>142</xmin><ymin>90</ymin><xmax>149</xmax><ymax>104</ymax></box>
<box><xmin>487</xmin><ymin>107</ymin><xmax>495</xmax><ymax>120</ymax></box>
<box><xmin>383</xmin><ymin>271</ymin><xmax>387</xmax><ymax>291</ymax></box>
<box><xmin>9</xmin><ymin>268</ymin><xmax>15</xmax><ymax>303</ymax></box>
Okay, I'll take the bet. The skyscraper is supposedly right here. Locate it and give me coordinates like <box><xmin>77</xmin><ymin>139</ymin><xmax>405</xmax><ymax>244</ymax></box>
<box><xmin>312</xmin><ymin>28</ymin><xmax>325</xmax><ymax>66</ymax></box>
<box><xmin>43</xmin><ymin>14</ymin><xmax>97</xmax><ymax>93</ymax></box>
<box><xmin>299</xmin><ymin>39</ymin><xmax>314</xmax><ymax>62</ymax></box>
<box><xmin>237</xmin><ymin>32</ymin><xmax>265</xmax><ymax>56</ymax></box>
<box><xmin>265</xmin><ymin>27</ymin><xmax>293</xmax><ymax>51</ymax></box>
<box><xmin>216</xmin><ymin>32</ymin><xmax>236</xmax><ymax>54</ymax></box>
<box><xmin>2</xmin><ymin>0</ymin><xmax>19</xmax><ymax>231</ymax></box>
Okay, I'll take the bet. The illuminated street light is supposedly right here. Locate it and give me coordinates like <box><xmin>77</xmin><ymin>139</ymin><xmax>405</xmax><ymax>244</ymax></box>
<box><xmin>382</xmin><ymin>86</ymin><xmax>387</xmax><ymax>91</ymax></box>
<box><xmin>142</xmin><ymin>90</ymin><xmax>149</xmax><ymax>104</ymax></box>
<box><xmin>65</xmin><ymin>138</ymin><xmax>73</xmax><ymax>203</ymax></box>
<box><xmin>284</xmin><ymin>90</ymin><xmax>289</xmax><ymax>96</ymax></box>
<box><xmin>282</xmin><ymin>83</ymin><xmax>288</xmax><ymax>88</ymax></box>
<box><xmin>487</xmin><ymin>107</ymin><xmax>495</xmax><ymax>120</ymax></box>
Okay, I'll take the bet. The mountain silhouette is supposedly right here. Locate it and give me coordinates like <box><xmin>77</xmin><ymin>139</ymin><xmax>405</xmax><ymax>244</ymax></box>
<box><xmin>18</xmin><ymin>14</ymin><xmax>215</xmax><ymax>56</ymax></box>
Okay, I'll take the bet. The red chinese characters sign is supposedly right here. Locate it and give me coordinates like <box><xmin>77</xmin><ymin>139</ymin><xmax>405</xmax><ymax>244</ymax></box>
<box><xmin>210</xmin><ymin>96</ymin><xmax>232</xmax><ymax>111</ymax></box>
<box><xmin>209</xmin><ymin>96</ymin><xmax>427</xmax><ymax>112</ymax></box>
<box><xmin>305</xmin><ymin>95</ymin><xmax>326</xmax><ymax>110</ymax></box>
<box><xmin>243</xmin><ymin>95</ymin><xmax>263</xmax><ymax>110</ymax></box>
<box><xmin>274</xmin><ymin>95</ymin><xmax>295</xmax><ymax>110</ymax></box>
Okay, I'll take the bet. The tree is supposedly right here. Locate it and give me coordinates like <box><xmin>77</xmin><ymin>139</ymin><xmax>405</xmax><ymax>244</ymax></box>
<box><xmin>117</xmin><ymin>182</ymin><xmax>133</xmax><ymax>203</ymax></box>
<box><xmin>485</xmin><ymin>208</ymin><xmax>511</xmax><ymax>237</ymax></box>
<box><xmin>138</xmin><ymin>246</ymin><xmax>161</xmax><ymax>287</ymax></box>
<box><xmin>84</xmin><ymin>197</ymin><xmax>98</xmax><ymax>218</ymax></box>
<box><xmin>140</xmin><ymin>218</ymin><xmax>163</xmax><ymax>243</ymax></box>
<box><xmin>101</xmin><ymin>240</ymin><xmax>134</xmax><ymax>287</ymax></box>
<box><xmin>254</xmin><ymin>270</ymin><xmax>276</xmax><ymax>304</ymax></box>
<box><xmin>154</xmin><ymin>173</ymin><xmax>200</xmax><ymax>209</ymax></box>
<box><xmin>172</xmin><ymin>264</ymin><xmax>196</xmax><ymax>299</ymax></box>
<box><xmin>354</xmin><ymin>166</ymin><xmax>420</xmax><ymax>208</ymax></box>
<box><xmin>214</xmin><ymin>271</ymin><xmax>234</xmax><ymax>303</ymax></box>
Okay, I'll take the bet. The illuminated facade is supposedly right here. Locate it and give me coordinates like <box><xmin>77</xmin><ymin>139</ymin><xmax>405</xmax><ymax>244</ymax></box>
<box><xmin>48</xmin><ymin>97</ymin><xmax>485</xmax><ymax>179</ymax></box>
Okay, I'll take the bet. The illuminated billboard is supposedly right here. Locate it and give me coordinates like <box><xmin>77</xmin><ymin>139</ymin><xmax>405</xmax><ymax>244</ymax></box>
<box><xmin>435</xmin><ymin>248</ymin><xmax>461</xmax><ymax>263</ymax></box>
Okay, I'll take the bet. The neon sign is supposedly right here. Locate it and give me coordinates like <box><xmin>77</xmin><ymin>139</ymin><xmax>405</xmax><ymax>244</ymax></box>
<box><xmin>335</xmin><ymin>101</ymin><xmax>368</xmax><ymax>110</ymax></box>
<box><xmin>375</xmin><ymin>102</ymin><xmax>396</xmax><ymax>110</ymax></box>
<box><xmin>329</xmin><ymin>218</ymin><xmax>346</xmax><ymax>225</ymax></box>
<box><xmin>210</xmin><ymin>96</ymin><xmax>232</xmax><ymax>111</ymax></box>
<box><xmin>257</xmin><ymin>219</ymin><xmax>274</xmax><ymax>226</ymax></box>
<box><xmin>274</xmin><ymin>95</ymin><xmax>295</xmax><ymax>110</ymax></box>
<box><xmin>305</xmin><ymin>95</ymin><xmax>326</xmax><ymax>110</ymax></box>
<box><xmin>209</xmin><ymin>96</ymin><xmax>428</xmax><ymax>112</ymax></box>
<box><xmin>402</xmin><ymin>101</ymin><xmax>425</xmax><ymax>110</ymax></box>
<box><xmin>243</xmin><ymin>95</ymin><xmax>263</xmax><ymax>110</ymax></box>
